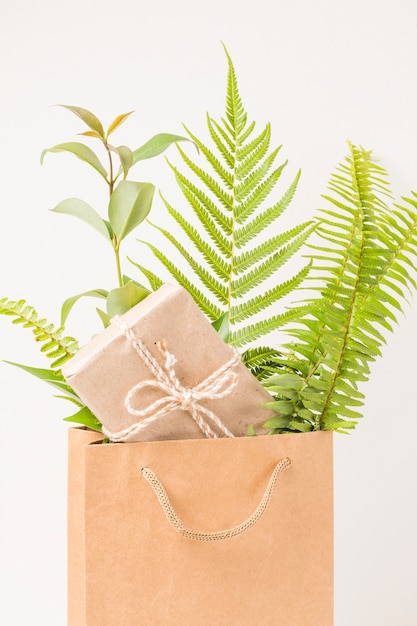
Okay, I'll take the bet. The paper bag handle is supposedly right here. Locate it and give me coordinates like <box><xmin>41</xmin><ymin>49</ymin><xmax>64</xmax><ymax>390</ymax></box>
<box><xmin>141</xmin><ymin>457</ymin><xmax>291</xmax><ymax>542</ymax></box>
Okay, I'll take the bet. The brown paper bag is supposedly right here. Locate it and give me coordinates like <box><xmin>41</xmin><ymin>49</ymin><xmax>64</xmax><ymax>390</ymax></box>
<box><xmin>68</xmin><ymin>428</ymin><xmax>333</xmax><ymax>626</ymax></box>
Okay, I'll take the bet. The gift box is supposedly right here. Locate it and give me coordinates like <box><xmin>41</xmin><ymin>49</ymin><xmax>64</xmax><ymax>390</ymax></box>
<box><xmin>62</xmin><ymin>284</ymin><xmax>275</xmax><ymax>442</ymax></box>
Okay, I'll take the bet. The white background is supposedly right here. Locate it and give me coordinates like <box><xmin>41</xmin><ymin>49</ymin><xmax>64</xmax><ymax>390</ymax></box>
<box><xmin>0</xmin><ymin>1</ymin><xmax>416</xmax><ymax>624</ymax></box>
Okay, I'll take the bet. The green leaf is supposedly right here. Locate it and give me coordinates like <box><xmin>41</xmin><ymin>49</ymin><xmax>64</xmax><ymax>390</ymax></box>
<box><xmin>40</xmin><ymin>142</ymin><xmax>107</xmax><ymax>179</ymax></box>
<box><xmin>114</xmin><ymin>145</ymin><xmax>133</xmax><ymax>179</ymax></box>
<box><xmin>108</xmin><ymin>180</ymin><xmax>155</xmax><ymax>241</ymax></box>
<box><xmin>246</xmin><ymin>424</ymin><xmax>257</xmax><ymax>436</ymax></box>
<box><xmin>262</xmin><ymin>400</ymin><xmax>295</xmax><ymax>415</ymax></box>
<box><xmin>62</xmin><ymin>406</ymin><xmax>103</xmax><ymax>431</ymax></box>
<box><xmin>211</xmin><ymin>312</ymin><xmax>230</xmax><ymax>341</ymax></box>
<box><xmin>106</xmin><ymin>281</ymin><xmax>150</xmax><ymax>317</ymax></box>
<box><xmin>96</xmin><ymin>307</ymin><xmax>112</xmax><ymax>328</ymax></box>
<box><xmin>61</xmin><ymin>289</ymin><xmax>108</xmax><ymax>325</ymax></box>
<box><xmin>264</xmin><ymin>373</ymin><xmax>305</xmax><ymax>391</ymax></box>
<box><xmin>131</xmin><ymin>133</ymin><xmax>193</xmax><ymax>164</ymax></box>
<box><xmin>50</xmin><ymin>198</ymin><xmax>111</xmax><ymax>241</ymax></box>
<box><xmin>78</xmin><ymin>130</ymin><xmax>103</xmax><ymax>139</ymax></box>
<box><xmin>3</xmin><ymin>360</ymin><xmax>78</xmax><ymax>398</ymax></box>
<box><xmin>0</xmin><ymin>298</ymin><xmax>79</xmax><ymax>367</ymax></box>
<box><xmin>107</xmin><ymin>111</ymin><xmax>134</xmax><ymax>137</ymax></box>
<box><xmin>56</xmin><ymin>105</ymin><xmax>105</xmax><ymax>137</ymax></box>
<box><xmin>263</xmin><ymin>415</ymin><xmax>291</xmax><ymax>429</ymax></box>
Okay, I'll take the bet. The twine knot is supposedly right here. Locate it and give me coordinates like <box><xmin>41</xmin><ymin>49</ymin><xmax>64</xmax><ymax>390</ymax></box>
<box><xmin>101</xmin><ymin>315</ymin><xmax>241</xmax><ymax>442</ymax></box>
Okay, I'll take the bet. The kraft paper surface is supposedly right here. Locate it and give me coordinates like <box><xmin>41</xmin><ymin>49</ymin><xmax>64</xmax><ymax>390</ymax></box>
<box><xmin>68</xmin><ymin>427</ymin><xmax>334</xmax><ymax>626</ymax></box>
<box><xmin>63</xmin><ymin>284</ymin><xmax>275</xmax><ymax>442</ymax></box>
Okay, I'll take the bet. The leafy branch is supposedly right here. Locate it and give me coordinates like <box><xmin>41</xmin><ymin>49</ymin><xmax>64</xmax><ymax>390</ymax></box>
<box><xmin>41</xmin><ymin>105</ymin><xmax>191</xmax><ymax>324</ymax></box>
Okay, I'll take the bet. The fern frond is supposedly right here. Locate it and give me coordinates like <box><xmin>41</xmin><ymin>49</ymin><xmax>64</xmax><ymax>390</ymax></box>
<box><xmin>134</xmin><ymin>47</ymin><xmax>311</xmax><ymax>352</ymax></box>
<box><xmin>134</xmin><ymin>245</ymin><xmax>221</xmax><ymax>321</ymax></box>
<box><xmin>231</xmin><ymin>232</ymin><xmax>312</xmax><ymax>298</ymax></box>
<box><xmin>230</xmin><ymin>307</ymin><xmax>308</xmax><ymax>347</ymax></box>
<box><xmin>156</xmin><ymin>205</ymin><xmax>231</xmax><ymax>280</ymax></box>
<box><xmin>141</xmin><ymin>229</ymin><xmax>229</xmax><ymax>304</ymax></box>
<box><xmin>0</xmin><ymin>298</ymin><xmax>78</xmax><ymax>367</ymax></box>
<box><xmin>235</xmin><ymin>162</ymin><xmax>288</xmax><ymax>223</ymax></box>
<box><xmin>241</xmin><ymin>346</ymin><xmax>282</xmax><ymax>381</ymax></box>
<box><xmin>206</xmin><ymin>115</ymin><xmax>235</xmax><ymax>166</ymax></box>
<box><xmin>271</xmin><ymin>142</ymin><xmax>417</xmax><ymax>433</ymax></box>
<box><xmin>166</xmin><ymin>160</ymin><xmax>233</xmax><ymax>236</ymax></box>
<box><xmin>174</xmin><ymin>145</ymin><xmax>233</xmax><ymax>211</ymax></box>
<box><xmin>233</xmin><ymin>222</ymin><xmax>314</xmax><ymax>274</ymax></box>
<box><xmin>160</xmin><ymin>191</ymin><xmax>232</xmax><ymax>258</ymax></box>
<box><xmin>230</xmin><ymin>264</ymin><xmax>310</xmax><ymax>323</ymax></box>
<box><xmin>236</xmin><ymin>124</ymin><xmax>271</xmax><ymax>171</ymax></box>
<box><xmin>183</xmin><ymin>124</ymin><xmax>234</xmax><ymax>189</ymax></box>
<box><xmin>234</xmin><ymin>171</ymin><xmax>301</xmax><ymax>247</ymax></box>
<box><xmin>127</xmin><ymin>259</ymin><xmax>163</xmax><ymax>291</ymax></box>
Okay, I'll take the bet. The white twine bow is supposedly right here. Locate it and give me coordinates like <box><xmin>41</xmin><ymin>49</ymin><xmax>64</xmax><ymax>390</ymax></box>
<box><xmin>101</xmin><ymin>315</ymin><xmax>241</xmax><ymax>442</ymax></box>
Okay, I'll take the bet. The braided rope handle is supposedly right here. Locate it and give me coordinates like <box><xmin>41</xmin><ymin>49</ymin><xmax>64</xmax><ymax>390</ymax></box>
<box><xmin>141</xmin><ymin>457</ymin><xmax>291</xmax><ymax>542</ymax></box>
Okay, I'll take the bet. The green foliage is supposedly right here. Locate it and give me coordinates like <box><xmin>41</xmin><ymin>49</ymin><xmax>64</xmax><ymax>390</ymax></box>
<box><xmin>42</xmin><ymin>105</ymin><xmax>190</xmax><ymax>324</ymax></box>
<box><xmin>263</xmin><ymin>143</ymin><xmax>417</xmax><ymax>433</ymax></box>
<box><xmin>0</xmin><ymin>298</ymin><xmax>78</xmax><ymax>368</ymax></box>
<box><xmin>133</xmin><ymin>46</ymin><xmax>313</xmax><ymax>365</ymax></box>
<box><xmin>1</xmin><ymin>307</ymin><xmax>103</xmax><ymax>432</ymax></box>
<box><xmin>1</xmin><ymin>54</ymin><xmax>416</xmax><ymax>438</ymax></box>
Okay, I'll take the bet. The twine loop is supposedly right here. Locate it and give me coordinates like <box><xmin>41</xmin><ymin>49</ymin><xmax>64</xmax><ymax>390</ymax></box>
<box><xmin>102</xmin><ymin>315</ymin><xmax>241</xmax><ymax>442</ymax></box>
<box><xmin>142</xmin><ymin>457</ymin><xmax>292</xmax><ymax>541</ymax></box>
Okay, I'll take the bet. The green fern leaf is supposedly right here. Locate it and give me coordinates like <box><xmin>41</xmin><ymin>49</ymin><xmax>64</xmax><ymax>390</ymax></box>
<box><xmin>234</xmin><ymin>171</ymin><xmax>301</xmax><ymax>247</ymax></box>
<box><xmin>274</xmin><ymin>142</ymin><xmax>417</xmax><ymax>432</ymax></box>
<box><xmin>0</xmin><ymin>298</ymin><xmax>78</xmax><ymax>367</ymax></box>
<box><xmin>134</xmin><ymin>46</ymin><xmax>310</xmax><ymax>353</ymax></box>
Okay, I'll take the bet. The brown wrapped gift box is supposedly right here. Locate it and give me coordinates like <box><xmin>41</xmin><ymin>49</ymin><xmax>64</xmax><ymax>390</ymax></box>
<box><xmin>62</xmin><ymin>283</ymin><xmax>275</xmax><ymax>442</ymax></box>
<box><xmin>68</xmin><ymin>427</ymin><xmax>333</xmax><ymax>626</ymax></box>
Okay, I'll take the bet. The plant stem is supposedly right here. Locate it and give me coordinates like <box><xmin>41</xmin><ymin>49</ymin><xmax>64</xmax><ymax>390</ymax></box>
<box><xmin>105</xmin><ymin>142</ymin><xmax>115</xmax><ymax>195</ymax></box>
<box><xmin>105</xmin><ymin>141</ymin><xmax>123</xmax><ymax>286</ymax></box>
<box><xmin>113</xmin><ymin>238</ymin><xmax>123</xmax><ymax>287</ymax></box>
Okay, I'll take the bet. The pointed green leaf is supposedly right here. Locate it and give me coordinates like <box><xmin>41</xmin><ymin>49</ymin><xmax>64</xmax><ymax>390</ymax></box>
<box><xmin>108</xmin><ymin>180</ymin><xmax>155</xmax><ymax>241</ymax></box>
<box><xmin>106</xmin><ymin>281</ymin><xmax>150</xmax><ymax>317</ymax></box>
<box><xmin>131</xmin><ymin>133</ymin><xmax>193</xmax><ymax>164</ymax></box>
<box><xmin>56</xmin><ymin>105</ymin><xmax>105</xmax><ymax>137</ymax></box>
<box><xmin>212</xmin><ymin>312</ymin><xmax>230</xmax><ymax>341</ymax></box>
<box><xmin>288</xmin><ymin>419</ymin><xmax>313</xmax><ymax>432</ymax></box>
<box><xmin>96</xmin><ymin>307</ymin><xmax>112</xmax><ymax>328</ymax></box>
<box><xmin>3</xmin><ymin>361</ymin><xmax>79</xmax><ymax>398</ymax></box>
<box><xmin>78</xmin><ymin>130</ymin><xmax>103</xmax><ymax>139</ymax></box>
<box><xmin>107</xmin><ymin>111</ymin><xmax>134</xmax><ymax>137</ymax></box>
<box><xmin>246</xmin><ymin>424</ymin><xmax>257</xmax><ymax>436</ymax></box>
<box><xmin>262</xmin><ymin>400</ymin><xmax>295</xmax><ymax>415</ymax></box>
<box><xmin>40</xmin><ymin>142</ymin><xmax>108</xmax><ymax>179</ymax></box>
<box><xmin>263</xmin><ymin>415</ymin><xmax>291</xmax><ymax>429</ymax></box>
<box><xmin>62</xmin><ymin>405</ymin><xmax>103</xmax><ymax>431</ymax></box>
<box><xmin>51</xmin><ymin>198</ymin><xmax>111</xmax><ymax>241</ymax></box>
<box><xmin>265</xmin><ymin>373</ymin><xmax>305</xmax><ymax>391</ymax></box>
<box><xmin>61</xmin><ymin>289</ymin><xmax>108</xmax><ymax>325</ymax></box>
<box><xmin>114</xmin><ymin>145</ymin><xmax>133</xmax><ymax>179</ymax></box>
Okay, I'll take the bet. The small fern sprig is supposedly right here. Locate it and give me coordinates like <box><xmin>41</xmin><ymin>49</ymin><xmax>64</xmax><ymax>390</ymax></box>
<box><xmin>133</xmin><ymin>46</ymin><xmax>313</xmax><ymax>360</ymax></box>
<box><xmin>0</xmin><ymin>298</ymin><xmax>79</xmax><ymax>368</ymax></box>
<box><xmin>263</xmin><ymin>143</ymin><xmax>417</xmax><ymax>433</ymax></box>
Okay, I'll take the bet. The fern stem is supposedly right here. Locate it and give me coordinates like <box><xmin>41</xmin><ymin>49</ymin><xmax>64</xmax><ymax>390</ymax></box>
<box><xmin>305</xmin><ymin>148</ymin><xmax>364</xmax><ymax>384</ymax></box>
<box><xmin>314</xmin><ymin>149</ymin><xmax>366</xmax><ymax>429</ymax></box>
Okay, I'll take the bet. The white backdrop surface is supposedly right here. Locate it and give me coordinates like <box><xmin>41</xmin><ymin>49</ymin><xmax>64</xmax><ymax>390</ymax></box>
<box><xmin>0</xmin><ymin>1</ymin><xmax>416</xmax><ymax>625</ymax></box>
